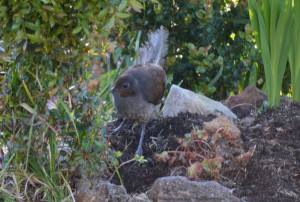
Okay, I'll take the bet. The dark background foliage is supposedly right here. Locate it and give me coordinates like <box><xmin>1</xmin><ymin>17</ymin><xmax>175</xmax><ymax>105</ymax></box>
<box><xmin>118</xmin><ymin>0</ymin><xmax>262</xmax><ymax>99</ymax></box>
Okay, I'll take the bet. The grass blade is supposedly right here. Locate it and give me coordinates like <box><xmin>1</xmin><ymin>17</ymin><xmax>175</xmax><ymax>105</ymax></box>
<box><xmin>25</xmin><ymin>106</ymin><xmax>37</xmax><ymax>171</ymax></box>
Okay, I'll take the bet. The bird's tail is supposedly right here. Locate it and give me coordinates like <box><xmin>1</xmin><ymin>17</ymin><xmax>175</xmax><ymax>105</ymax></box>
<box><xmin>138</xmin><ymin>26</ymin><xmax>169</xmax><ymax>66</ymax></box>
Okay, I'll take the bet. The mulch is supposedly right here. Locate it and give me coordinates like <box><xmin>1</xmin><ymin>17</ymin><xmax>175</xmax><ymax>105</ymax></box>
<box><xmin>107</xmin><ymin>97</ymin><xmax>300</xmax><ymax>202</ymax></box>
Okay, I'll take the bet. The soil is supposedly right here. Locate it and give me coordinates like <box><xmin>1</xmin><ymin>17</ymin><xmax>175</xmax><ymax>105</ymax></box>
<box><xmin>107</xmin><ymin>97</ymin><xmax>300</xmax><ymax>202</ymax></box>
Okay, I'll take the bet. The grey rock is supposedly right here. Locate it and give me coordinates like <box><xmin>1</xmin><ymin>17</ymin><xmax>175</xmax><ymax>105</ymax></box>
<box><xmin>132</xmin><ymin>193</ymin><xmax>151</xmax><ymax>202</ymax></box>
<box><xmin>147</xmin><ymin>176</ymin><xmax>240</xmax><ymax>202</ymax></box>
<box><xmin>163</xmin><ymin>85</ymin><xmax>237</xmax><ymax>119</ymax></box>
<box><xmin>75</xmin><ymin>178</ymin><xmax>132</xmax><ymax>202</ymax></box>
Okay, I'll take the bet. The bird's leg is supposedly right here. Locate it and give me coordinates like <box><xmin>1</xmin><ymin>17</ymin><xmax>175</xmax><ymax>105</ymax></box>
<box><xmin>135</xmin><ymin>124</ymin><xmax>146</xmax><ymax>156</ymax></box>
<box><xmin>111</xmin><ymin>119</ymin><xmax>125</xmax><ymax>135</ymax></box>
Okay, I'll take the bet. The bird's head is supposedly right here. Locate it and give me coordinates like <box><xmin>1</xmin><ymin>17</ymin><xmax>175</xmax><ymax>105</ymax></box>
<box><xmin>111</xmin><ymin>74</ymin><xmax>138</xmax><ymax>98</ymax></box>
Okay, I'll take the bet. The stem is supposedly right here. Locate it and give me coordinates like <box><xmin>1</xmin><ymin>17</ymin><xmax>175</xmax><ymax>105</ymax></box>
<box><xmin>166</xmin><ymin>150</ymin><xmax>207</xmax><ymax>161</ymax></box>
<box><xmin>108</xmin><ymin>158</ymin><xmax>136</xmax><ymax>182</ymax></box>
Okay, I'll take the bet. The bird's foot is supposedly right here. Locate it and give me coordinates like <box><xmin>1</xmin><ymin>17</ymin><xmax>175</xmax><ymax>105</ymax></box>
<box><xmin>135</xmin><ymin>147</ymin><xmax>143</xmax><ymax>156</ymax></box>
<box><xmin>111</xmin><ymin>119</ymin><xmax>125</xmax><ymax>136</ymax></box>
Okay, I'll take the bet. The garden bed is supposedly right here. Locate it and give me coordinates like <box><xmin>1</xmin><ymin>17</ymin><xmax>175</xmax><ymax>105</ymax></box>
<box><xmin>108</xmin><ymin>97</ymin><xmax>300</xmax><ymax>201</ymax></box>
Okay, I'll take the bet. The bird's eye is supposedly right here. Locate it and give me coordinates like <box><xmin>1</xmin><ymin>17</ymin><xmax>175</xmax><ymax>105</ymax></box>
<box><xmin>122</xmin><ymin>82</ymin><xmax>130</xmax><ymax>89</ymax></box>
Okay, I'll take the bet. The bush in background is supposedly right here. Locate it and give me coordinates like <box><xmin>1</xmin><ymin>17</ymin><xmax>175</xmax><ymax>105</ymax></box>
<box><xmin>119</xmin><ymin>0</ymin><xmax>261</xmax><ymax>99</ymax></box>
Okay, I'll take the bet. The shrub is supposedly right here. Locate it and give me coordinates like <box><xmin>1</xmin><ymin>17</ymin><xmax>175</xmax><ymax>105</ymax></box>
<box><xmin>120</xmin><ymin>0</ymin><xmax>260</xmax><ymax>99</ymax></box>
<box><xmin>0</xmin><ymin>0</ymin><xmax>143</xmax><ymax>200</ymax></box>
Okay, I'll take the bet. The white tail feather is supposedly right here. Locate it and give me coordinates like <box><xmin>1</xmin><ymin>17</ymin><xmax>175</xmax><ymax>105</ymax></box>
<box><xmin>138</xmin><ymin>26</ymin><xmax>169</xmax><ymax>65</ymax></box>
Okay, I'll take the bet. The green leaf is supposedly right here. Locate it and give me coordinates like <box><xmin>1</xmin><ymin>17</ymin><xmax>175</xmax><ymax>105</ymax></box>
<box><xmin>41</xmin><ymin>10</ymin><xmax>48</xmax><ymax>21</ymax></box>
<box><xmin>249</xmin><ymin>0</ymin><xmax>261</xmax><ymax>48</ymax></box>
<box><xmin>201</xmin><ymin>159</ymin><xmax>211</xmax><ymax>171</ymax></box>
<box><xmin>15</xmin><ymin>30</ymin><xmax>24</xmax><ymax>41</ymax></box>
<box><xmin>55</xmin><ymin>12</ymin><xmax>67</xmax><ymax>18</ymax></box>
<box><xmin>106</xmin><ymin>17</ymin><xmax>115</xmax><ymax>30</ymax></box>
<box><xmin>12</xmin><ymin>19</ymin><xmax>22</xmax><ymax>30</ymax></box>
<box><xmin>75</xmin><ymin>0</ymin><xmax>83</xmax><ymax>9</ymax></box>
<box><xmin>289</xmin><ymin>0</ymin><xmax>300</xmax><ymax>101</ymax></box>
<box><xmin>72</xmin><ymin>26</ymin><xmax>82</xmax><ymax>34</ymax></box>
<box><xmin>186</xmin><ymin>43</ymin><xmax>196</xmax><ymax>50</ymax></box>
<box><xmin>25</xmin><ymin>105</ymin><xmax>37</xmax><ymax>171</ymax></box>
<box><xmin>19</xmin><ymin>103</ymin><xmax>35</xmax><ymax>114</ymax></box>
<box><xmin>0</xmin><ymin>6</ymin><xmax>7</xmax><ymax>17</ymax></box>
<box><xmin>196</xmin><ymin>66</ymin><xmax>205</xmax><ymax>73</ymax></box>
<box><xmin>42</xmin><ymin>5</ymin><xmax>55</xmax><ymax>12</ymax></box>
<box><xmin>249</xmin><ymin>0</ymin><xmax>292</xmax><ymax>106</ymax></box>
<box><xmin>118</xmin><ymin>0</ymin><xmax>128</xmax><ymax>11</ymax></box>
<box><xmin>114</xmin><ymin>151</ymin><xmax>123</xmax><ymax>158</ymax></box>
<box><xmin>116</xmin><ymin>12</ymin><xmax>130</xmax><ymax>19</ymax></box>
<box><xmin>49</xmin><ymin>15</ymin><xmax>55</xmax><ymax>28</ymax></box>
<box><xmin>27</xmin><ymin>34</ymin><xmax>41</xmax><ymax>43</ymax></box>
<box><xmin>129</xmin><ymin>0</ymin><xmax>143</xmax><ymax>9</ymax></box>
<box><xmin>207</xmin><ymin>85</ymin><xmax>216</xmax><ymax>94</ymax></box>
<box><xmin>83</xmin><ymin>26</ymin><xmax>91</xmax><ymax>35</ymax></box>
<box><xmin>25</xmin><ymin>22</ymin><xmax>36</xmax><ymax>31</ymax></box>
<box><xmin>53</xmin><ymin>27</ymin><xmax>63</xmax><ymax>36</ymax></box>
<box><xmin>98</xmin><ymin>8</ymin><xmax>108</xmax><ymax>19</ymax></box>
<box><xmin>0</xmin><ymin>6</ymin><xmax>7</xmax><ymax>11</ymax></box>
<box><xmin>48</xmin><ymin>78</ymin><xmax>57</xmax><ymax>88</ymax></box>
<box><xmin>22</xmin><ymin>80</ymin><xmax>35</xmax><ymax>105</ymax></box>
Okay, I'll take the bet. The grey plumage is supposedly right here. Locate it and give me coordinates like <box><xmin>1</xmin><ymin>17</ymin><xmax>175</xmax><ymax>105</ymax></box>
<box><xmin>138</xmin><ymin>26</ymin><xmax>169</xmax><ymax>66</ymax></box>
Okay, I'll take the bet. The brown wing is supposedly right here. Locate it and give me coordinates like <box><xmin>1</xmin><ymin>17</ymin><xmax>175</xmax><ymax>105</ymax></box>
<box><xmin>126</xmin><ymin>64</ymin><xmax>166</xmax><ymax>105</ymax></box>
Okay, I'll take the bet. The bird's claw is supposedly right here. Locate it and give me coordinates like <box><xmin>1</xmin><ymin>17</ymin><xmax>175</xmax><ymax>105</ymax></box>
<box><xmin>111</xmin><ymin>119</ymin><xmax>125</xmax><ymax>136</ymax></box>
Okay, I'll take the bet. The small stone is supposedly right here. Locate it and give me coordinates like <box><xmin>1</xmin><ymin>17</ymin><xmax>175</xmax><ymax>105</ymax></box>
<box><xmin>203</xmin><ymin>116</ymin><xmax>241</xmax><ymax>139</ymax></box>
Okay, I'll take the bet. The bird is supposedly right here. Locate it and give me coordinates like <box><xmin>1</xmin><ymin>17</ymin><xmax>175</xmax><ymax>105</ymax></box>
<box><xmin>111</xmin><ymin>26</ymin><xmax>169</xmax><ymax>155</ymax></box>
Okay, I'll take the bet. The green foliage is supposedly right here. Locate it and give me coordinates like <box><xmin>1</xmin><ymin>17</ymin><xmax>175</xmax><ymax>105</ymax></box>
<box><xmin>0</xmin><ymin>0</ymin><xmax>143</xmax><ymax>200</ymax></box>
<box><xmin>0</xmin><ymin>132</ymin><xmax>74</xmax><ymax>201</ymax></box>
<box><xmin>109</xmin><ymin>153</ymin><xmax>147</xmax><ymax>185</ymax></box>
<box><xmin>288</xmin><ymin>0</ymin><xmax>300</xmax><ymax>101</ymax></box>
<box><xmin>249</xmin><ymin>0</ymin><xmax>292</xmax><ymax>106</ymax></box>
<box><xmin>120</xmin><ymin>0</ymin><xmax>259</xmax><ymax>98</ymax></box>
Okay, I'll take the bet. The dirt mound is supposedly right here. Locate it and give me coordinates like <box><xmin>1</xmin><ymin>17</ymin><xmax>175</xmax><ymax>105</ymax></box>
<box><xmin>108</xmin><ymin>98</ymin><xmax>300</xmax><ymax>201</ymax></box>
<box><xmin>234</xmin><ymin>98</ymin><xmax>300</xmax><ymax>201</ymax></box>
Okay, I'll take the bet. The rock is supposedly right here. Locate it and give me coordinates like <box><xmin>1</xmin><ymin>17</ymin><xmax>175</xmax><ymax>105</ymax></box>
<box><xmin>147</xmin><ymin>176</ymin><xmax>240</xmax><ymax>202</ymax></box>
<box><xmin>223</xmin><ymin>86</ymin><xmax>267</xmax><ymax>118</ymax></box>
<box><xmin>203</xmin><ymin>116</ymin><xmax>255</xmax><ymax>168</ymax></box>
<box><xmin>203</xmin><ymin>116</ymin><xmax>245</xmax><ymax>161</ymax></box>
<box><xmin>203</xmin><ymin>116</ymin><xmax>241</xmax><ymax>140</ymax></box>
<box><xmin>75</xmin><ymin>178</ymin><xmax>132</xmax><ymax>202</ymax></box>
<box><xmin>163</xmin><ymin>85</ymin><xmax>237</xmax><ymax>119</ymax></box>
<box><xmin>75</xmin><ymin>175</ymin><xmax>242</xmax><ymax>202</ymax></box>
<box><xmin>132</xmin><ymin>193</ymin><xmax>151</xmax><ymax>202</ymax></box>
